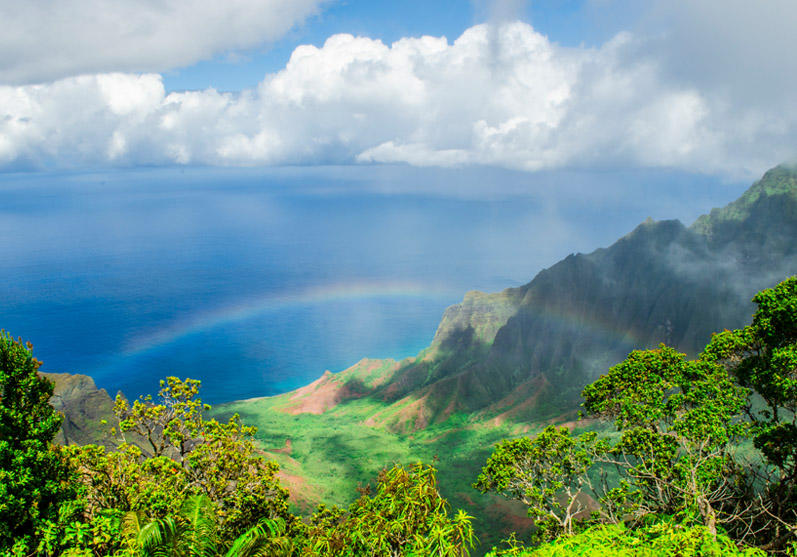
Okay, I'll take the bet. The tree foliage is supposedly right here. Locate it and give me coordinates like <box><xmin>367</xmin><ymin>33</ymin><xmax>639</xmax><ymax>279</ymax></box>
<box><xmin>477</xmin><ymin>277</ymin><xmax>797</xmax><ymax>554</ymax></box>
<box><xmin>50</xmin><ymin>377</ymin><xmax>292</xmax><ymax>555</ymax></box>
<box><xmin>582</xmin><ymin>344</ymin><xmax>748</xmax><ymax>534</ymax></box>
<box><xmin>0</xmin><ymin>332</ymin><xmax>74</xmax><ymax>553</ymax></box>
<box><xmin>474</xmin><ymin>426</ymin><xmax>604</xmax><ymax>540</ymax></box>
<box><xmin>702</xmin><ymin>276</ymin><xmax>797</xmax><ymax>549</ymax></box>
<box><xmin>304</xmin><ymin>462</ymin><xmax>476</xmax><ymax>556</ymax></box>
<box><xmin>117</xmin><ymin>378</ymin><xmax>288</xmax><ymax>534</ymax></box>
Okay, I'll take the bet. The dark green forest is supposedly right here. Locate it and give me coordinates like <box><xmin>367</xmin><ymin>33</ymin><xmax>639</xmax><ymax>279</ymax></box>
<box><xmin>1</xmin><ymin>277</ymin><xmax>795</xmax><ymax>555</ymax></box>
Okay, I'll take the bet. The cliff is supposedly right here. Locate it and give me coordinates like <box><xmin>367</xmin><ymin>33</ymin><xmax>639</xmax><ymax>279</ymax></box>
<box><xmin>243</xmin><ymin>164</ymin><xmax>797</xmax><ymax>432</ymax></box>
<box><xmin>42</xmin><ymin>372</ymin><xmax>116</xmax><ymax>447</ymax></box>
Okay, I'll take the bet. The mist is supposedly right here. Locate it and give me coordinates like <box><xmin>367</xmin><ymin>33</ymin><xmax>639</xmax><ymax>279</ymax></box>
<box><xmin>0</xmin><ymin>164</ymin><xmax>750</xmax><ymax>401</ymax></box>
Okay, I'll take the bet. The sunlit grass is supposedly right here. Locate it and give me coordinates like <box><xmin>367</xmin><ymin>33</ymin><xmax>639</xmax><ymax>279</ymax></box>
<box><xmin>213</xmin><ymin>395</ymin><xmax>547</xmax><ymax>551</ymax></box>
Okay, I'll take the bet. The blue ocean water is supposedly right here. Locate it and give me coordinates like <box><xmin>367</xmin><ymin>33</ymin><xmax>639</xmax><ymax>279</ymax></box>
<box><xmin>0</xmin><ymin>166</ymin><xmax>745</xmax><ymax>402</ymax></box>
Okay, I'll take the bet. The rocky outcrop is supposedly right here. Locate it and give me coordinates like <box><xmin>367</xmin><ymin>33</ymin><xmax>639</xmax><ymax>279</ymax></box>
<box><xmin>42</xmin><ymin>372</ymin><xmax>116</xmax><ymax>447</ymax></box>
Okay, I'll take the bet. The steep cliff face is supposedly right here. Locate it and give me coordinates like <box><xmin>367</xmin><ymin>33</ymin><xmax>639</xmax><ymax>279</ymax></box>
<box><xmin>430</xmin><ymin>289</ymin><xmax>521</xmax><ymax>351</ymax></box>
<box><xmin>42</xmin><ymin>372</ymin><xmax>116</xmax><ymax>447</ymax></box>
<box><xmin>691</xmin><ymin>165</ymin><xmax>797</xmax><ymax>276</ymax></box>
<box><xmin>470</xmin><ymin>167</ymin><xmax>795</xmax><ymax>421</ymax></box>
<box><xmin>256</xmin><ymin>165</ymin><xmax>797</xmax><ymax>432</ymax></box>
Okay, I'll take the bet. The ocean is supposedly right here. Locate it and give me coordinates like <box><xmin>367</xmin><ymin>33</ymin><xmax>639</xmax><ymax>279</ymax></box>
<box><xmin>0</xmin><ymin>165</ymin><xmax>744</xmax><ymax>403</ymax></box>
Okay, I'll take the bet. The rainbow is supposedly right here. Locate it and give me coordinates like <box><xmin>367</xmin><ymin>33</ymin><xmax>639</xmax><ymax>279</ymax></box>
<box><xmin>511</xmin><ymin>295</ymin><xmax>657</xmax><ymax>355</ymax></box>
<box><xmin>122</xmin><ymin>280</ymin><xmax>460</xmax><ymax>357</ymax></box>
<box><xmin>123</xmin><ymin>279</ymin><xmax>657</xmax><ymax>365</ymax></box>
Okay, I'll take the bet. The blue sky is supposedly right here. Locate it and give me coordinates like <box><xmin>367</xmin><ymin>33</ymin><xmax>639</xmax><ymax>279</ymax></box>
<box><xmin>0</xmin><ymin>0</ymin><xmax>796</xmax><ymax>182</ymax></box>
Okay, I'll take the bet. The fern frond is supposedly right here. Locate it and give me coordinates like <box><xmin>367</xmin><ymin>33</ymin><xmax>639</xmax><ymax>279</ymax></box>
<box><xmin>138</xmin><ymin>516</ymin><xmax>181</xmax><ymax>555</ymax></box>
<box><xmin>180</xmin><ymin>494</ymin><xmax>219</xmax><ymax>557</ymax></box>
<box><xmin>224</xmin><ymin>517</ymin><xmax>288</xmax><ymax>557</ymax></box>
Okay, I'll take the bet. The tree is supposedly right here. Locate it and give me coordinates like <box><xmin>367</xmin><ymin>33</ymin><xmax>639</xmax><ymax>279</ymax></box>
<box><xmin>66</xmin><ymin>377</ymin><xmax>293</xmax><ymax>552</ymax></box>
<box><xmin>704</xmin><ymin>277</ymin><xmax>797</xmax><ymax>478</ymax></box>
<box><xmin>702</xmin><ymin>276</ymin><xmax>797</xmax><ymax>549</ymax></box>
<box><xmin>305</xmin><ymin>463</ymin><xmax>476</xmax><ymax>556</ymax></box>
<box><xmin>0</xmin><ymin>332</ymin><xmax>74</xmax><ymax>552</ymax></box>
<box><xmin>474</xmin><ymin>426</ymin><xmax>605</xmax><ymax>540</ymax></box>
<box><xmin>582</xmin><ymin>344</ymin><xmax>748</xmax><ymax>535</ymax></box>
<box><xmin>477</xmin><ymin>347</ymin><xmax>749</xmax><ymax>542</ymax></box>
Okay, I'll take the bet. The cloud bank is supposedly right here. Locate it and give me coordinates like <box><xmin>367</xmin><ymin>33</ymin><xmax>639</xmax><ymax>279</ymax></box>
<box><xmin>2</xmin><ymin>17</ymin><xmax>797</xmax><ymax>178</ymax></box>
<box><xmin>0</xmin><ymin>0</ymin><xmax>327</xmax><ymax>84</ymax></box>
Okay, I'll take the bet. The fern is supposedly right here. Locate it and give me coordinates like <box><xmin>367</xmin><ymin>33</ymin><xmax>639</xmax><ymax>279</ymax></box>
<box><xmin>224</xmin><ymin>517</ymin><xmax>288</xmax><ymax>557</ymax></box>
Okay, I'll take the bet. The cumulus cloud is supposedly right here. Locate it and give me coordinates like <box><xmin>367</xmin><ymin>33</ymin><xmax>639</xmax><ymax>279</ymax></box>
<box><xmin>1</xmin><ymin>19</ymin><xmax>796</xmax><ymax>177</ymax></box>
<box><xmin>0</xmin><ymin>0</ymin><xmax>328</xmax><ymax>84</ymax></box>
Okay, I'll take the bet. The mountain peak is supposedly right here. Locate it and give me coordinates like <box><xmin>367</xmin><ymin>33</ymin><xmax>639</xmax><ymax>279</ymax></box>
<box><xmin>232</xmin><ymin>163</ymin><xmax>797</xmax><ymax>434</ymax></box>
<box><xmin>691</xmin><ymin>164</ymin><xmax>797</xmax><ymax>235</ymax></box>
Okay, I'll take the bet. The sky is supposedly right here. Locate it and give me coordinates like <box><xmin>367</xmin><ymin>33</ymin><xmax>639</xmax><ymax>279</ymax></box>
<box><xmin>1</xmin><ymin>0</ymin><xmax>796</xmax><ymax>182</ymax></box>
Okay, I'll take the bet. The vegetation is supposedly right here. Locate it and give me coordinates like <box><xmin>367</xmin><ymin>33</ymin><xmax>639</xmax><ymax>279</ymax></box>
<box><xmin>196</xmin><ymin>163</ymin><xmax>796</xmax><ymax>551</ymax></box>
<box><xmin>305</xmin><ymin>462</ymin><xmax>475</xmax><ymax>556</ymax></box>
<box><xmin>0</xmin><ymin>352</ymin><xmax>476</xmax><ymax>555</ymax></box>
<box><xmin>215</xmin><ymin>395</ymin><xmax>536</xmax><ymax>550</ymax></box>
<box><xmin>486</xmin><ymin>521</ymin><xmax>766</xmax><ymax>557</ymax></box>
<box><xmin>702</xmin><ymin>277</ymin><xmax>797</xmax><ymax>548</ymax></box>
<box><xmin>474</xmin><ymin>427</ymin><xmax>600</xmax><ymax>540</ymax></box>
<box><xmin>1</xmin><ymin>271</ymin><xmax>795</xmax><ymax>554</ymax></box>
<box><xmin>476</xmin><ymin>277</ymin><xmax>797</xmax><ymax>555</ymax></box>
<box><xmin>0</xmin><ymin>332</ymin><xmax>75</xmax><ymax>553</ymax></box>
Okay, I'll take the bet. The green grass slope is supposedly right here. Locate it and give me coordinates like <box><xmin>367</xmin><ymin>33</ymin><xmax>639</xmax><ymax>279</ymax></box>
<box><xmin>216</xmin><ymin>393</ymin><xmax>554</xmax><ymax>551</ymax></box>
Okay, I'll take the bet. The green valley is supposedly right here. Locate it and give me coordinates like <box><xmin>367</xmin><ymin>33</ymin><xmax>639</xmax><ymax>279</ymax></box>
<box><xmin>33</xmin><ymin>164</ymin><xmax>797</xmax><ymax>555</ymax></box>
<box><xmin>211</xmin><ymin>166</ymin><xmax>797</xmax><ymax>546</ymax></box>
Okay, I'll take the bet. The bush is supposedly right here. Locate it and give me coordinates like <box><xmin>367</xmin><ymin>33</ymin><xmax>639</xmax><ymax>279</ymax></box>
<box><xmin>487</xmin><ymin>521</ymin><xmax>766</xmax><ymax>557</ymax></box>
<box><xmin>0</xmin><ymin>332</ymin><xmax>75</xmax><ymax>552</ymax></box>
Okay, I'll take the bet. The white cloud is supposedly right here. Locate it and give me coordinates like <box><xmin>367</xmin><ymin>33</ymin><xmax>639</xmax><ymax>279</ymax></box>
<box><xmin>0</xmin><ymin>0</ymin><xmax>328</xmax><ymax>84</ymax></box>
<box><xmin>1</xmin><ymin>18</ymin><xmax>797</xmax><ymax>178</ymax></box>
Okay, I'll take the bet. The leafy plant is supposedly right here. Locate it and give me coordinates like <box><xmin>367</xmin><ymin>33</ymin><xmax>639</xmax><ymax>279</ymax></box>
<box><xmin>582</xmin><ymin>344</ymin><xmax>748</xmax><ymax>534</ymax></box>
<box><xmin>0</xmin><ymin>332</ymin><xmax>75</xmax><ymax>552</ymax></box>
<box><xmin>129</xmin><ymin>494</ymin><xmax>290</xmax><ymax>557</ymax></box>
<box><xmin>304</xmin><ymin>462</ymin><xmax>476</xmax><ymax>556</ymax></box>
<box><xmin>473</xmin><ymin>426</ymin><xmax>605</xmax><ymax>540</ymax></box>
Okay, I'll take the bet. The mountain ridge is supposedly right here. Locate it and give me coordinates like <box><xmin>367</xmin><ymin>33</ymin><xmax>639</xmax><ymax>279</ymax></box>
<box><xmin>238</xmin><ymin>164</ymin><xmax>797</xmax><ymax>433</ymax></box>
<box><xmin>44</xmin><ymin>164</ymin><xmax>797</xmax><ymax>443</ymax></box>
<box><xmin>42</xmin><ymin>164</ymin><xmax>797</xmax><ymax>551</ymax></box>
